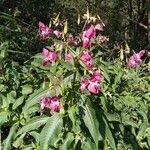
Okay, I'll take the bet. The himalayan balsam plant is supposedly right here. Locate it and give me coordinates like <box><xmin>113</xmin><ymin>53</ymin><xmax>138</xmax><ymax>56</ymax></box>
<box><xmin>1</xmin><ymin>10</ymin><xmax>149</xmax><ymax>150</ymax></box>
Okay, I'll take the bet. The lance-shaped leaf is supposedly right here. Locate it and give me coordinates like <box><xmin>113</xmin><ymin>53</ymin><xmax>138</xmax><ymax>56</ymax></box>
<box><xmin>103</xmin><ymin>117</ymin><xmax>116</xmax><ymax>150</ymax></box>
<box><xmin>3</xmin><ymin>123</ymin><xmax>18</xmax><ymax>150</ymax></box>
<box><xmin>16</xmin><ymin>116</ymin><xmax>49</xmax><ymax>136</ymax></box>
<box><xmin>59</xmin><ymin>132</ymin><xmax>74</xmax><ymax>150</ymax></box>
<box><xmin>40</xmin><ymin>113</ymin><xmax>63</xmax><ymax>150</ymax></box>
<box><xmin>82</xmin><ymin>98</ymin><xmax>101</xmax><ymax>149</ymax></box>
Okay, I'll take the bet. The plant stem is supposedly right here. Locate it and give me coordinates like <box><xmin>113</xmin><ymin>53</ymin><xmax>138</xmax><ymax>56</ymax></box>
<box><xmin>70</xmin><ymin>58</ymin><xmax>77</xmax><ymax>106</ymax></box>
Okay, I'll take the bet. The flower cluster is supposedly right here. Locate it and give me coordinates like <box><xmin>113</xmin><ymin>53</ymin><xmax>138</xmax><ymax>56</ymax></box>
<box><xmin>79</xmin><ymin>23</ymin><xmax>105</xmax><ymax>94</ymax></box>
<box><xmin>40</xmin><ymin>96</ymin><xmax>61</xmax><ymax>112</ymax></box>
<box><xmin>42</xmin><ymin>48</ymin><xmax>58</xmax><ymax>65</ymax></box>
<box><xmin>80</xmin><ymin>69</ymin><xmax>102</xmax><ymax>94</ymax></box>
<box><xmin>38</xmin><ymin>21</ymin><xmax>62</xmax><ymax>40</ymax></box>
<box><xmin>128</xmin><ymin>50</ymin><xmax>145</xmax><ymax>68</ymax></box>
<box><xmin>82</xmin><ymin>22</ymin><xmax>105</xmax><ymax>48</ymax></box>
<box><xmin>38</xmin><ymin>21</ymin><xmax>51</xmax><ymax>40</ymax></box>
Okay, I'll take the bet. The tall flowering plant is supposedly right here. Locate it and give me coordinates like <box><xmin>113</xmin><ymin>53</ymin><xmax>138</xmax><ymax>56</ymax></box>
<box><xmin>37</xmin><ymin>15</ymin><xmax>106</xmax><ymax>114</ymax></box>
<box><xmin>32</xmin><ymin>13</ymin><xmax>147</xmax><ymax>150</ymax></box>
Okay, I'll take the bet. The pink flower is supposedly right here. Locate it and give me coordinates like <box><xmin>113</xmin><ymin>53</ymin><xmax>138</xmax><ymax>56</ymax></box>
<box><xmin>81</xmin><ymin>23</ymin><xmax>104</xmax><ymax>48</ymax></box>
<box><xmin>79</xmin><ymin>69</ymin><xmax>102</xmax><ymax>94</ymax></box>
<box><xmin>85</xmin><ymin>60</ymin><xmax>93</xmax><ymax>69</ymax></box>
<box><xmin>53</xmin><ymin>30</ymin><xmax>62</xmax><ymax>38</ymax></box>
<box><xmin>48</xmin><ymin>96</ymin><xmax>61</xmax><ymax>112</ymax></box>
<box><xmin>80</xmin><ymin>51</ymin><xmax>93</xmax><ymax>69</ymax></box>
<box><xmin>80</xmin><ymin>78</ymin><xmax>89</xmax><ymax>93</ymax></box>
<box><xmin>38</xmin><ymin>21</ymin><xmax>51</xmax><ymax>40</ymax></box>
<box><xmin>128</xmin><ymin>50</ymin><xmax>145</xmax><ymax>68</ymax></box>
<box><xmin>87</xmin><ymin>80</ymin><xmax>101</xmax><ymax>94</ymax></box>
<box><xmin>65</xmin><ymin>52</ymin><xmax>72</xmax><ymax>60</ymax></box>
<box><xmin>39</xmin><ymin>96</ymin><xmax>50</xmax><ymax>112</ymax></box>
<box><xmin>83</xmin><ymin>25</ymin><xmax>95</xmax><ymax>39</ymax></box>
<box><xmin>80</xmin><ymin>51</ymin><xmax>92</xmax><ymax>62</ymax></box>
<box><xmin>39</xmin><ymin>95</ymin><xmax>61</xmax><ymax>112</ymax></box>
<box><xmin>94</xmin><ymin>21</ymin><xmax>105</xmax><ymax>31</ymax></box>
<box><xmin>42</xmin><ymin>48</ymin><xmax>58</xmax><ymax>65</ymax></box>
<box><xmin>82</xmin><ymin>37</ymin><xmax>90</xmax><ymax>48</ymax></box>
<box><xmin>90</xmin><ymin>69</ymin><xmax>102</xmax><ymax>82</ymax></box>
<box><xmin>81</xmin><ymin>25</ymin><xmax>95</xmax><ymax>49</ymax></box>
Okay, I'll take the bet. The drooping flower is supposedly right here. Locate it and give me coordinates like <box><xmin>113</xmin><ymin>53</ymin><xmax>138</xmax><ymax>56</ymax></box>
<box><xmin>94</xmin><ymin>21</ymin><xmax>105</xmax><ymax>31</ymax></box>
<box><xmin>72</xmin><ymin>38</ymin><xmax>79</xmax><ymax>46</ymax></box>
<box><xmin>87</xmin><ymin>80</ymin><xmax>101</xmax><ymax>94</ymax></box>
<box><xmin>80</xmin><ymin>51</ymin><xmax>92</xmax><ymax>62</ymax></box>
<box><xmin>48</xmin><ymin>96</ymin><xmax>61</xmax><ymax>112</ymax></box>
<box><xmin>80</xmin><ymin>51</ymin><xmax>93</xmax><ymax>69</ymax></box>
<box><xmin>39</xmin><ymin>95</ymin><xmax>61</xmax><ymax>112</ymax></box>
<box><xmin>83</xmin><ymin>25</ymin><xmax>95</xmax><ymax>39</ymax></box>
<box><xmin>65</xmin><ymin>52</ymin><xmax>72</xmax><ymax>60</ymax></box>
<box><xmin>80</xmin><ymin>78</ymin><xmax>89</xmax><ymax>93</ymax></box>
<box><xmin>82</xmin><ymin>37</ymin><xmax>90</xmax><ymax>48</ymax></box>
<box><xmin>90</xmin><ymin>69</ymin><xmax>102</xmax><ymax>82</ymax></box>
<box><xmin>128</xmin><ymin>50</ymin><xmax>145</xmax><ymax>68</ymax></box>
<box><xmin>39</xmin><ymin>96</ymin><xmax>50</xmax><ymax>112</ymax></box>
<box><xmin>79</xmin><ymin>69</ymin><xmax>102</xmax><ymax>94</ymax></box>
<box><xmin>42</xmin><ymin>48</ymin><xmax>58</xmax><ymax>65</ymax></box>
<box><xmin>38</xmin><ymin>21</ymin><xmax>51</xmax><ymax>40</ymax></box>
<box><xmin>81</xmin><ymin>22</ymin><xmax>105</xmax><ymax>48</ymax></box>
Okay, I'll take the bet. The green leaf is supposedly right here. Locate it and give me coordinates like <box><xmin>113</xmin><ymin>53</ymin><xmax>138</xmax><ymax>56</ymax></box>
<box><xmin>60</xmin><ymin>133</ymin><xmax>74</xmax><ymax>150</ymax></box>
<box><xmin>16</xmin><ymin>116</ymin><xmax>49</xmax><ymax>136</ymax></box>
<box><xmin>13</xmin><ymin>133</ymin><xmax>26</xmax><ymax>148</ymax></box>
<box><xmin>105</xmin><ymin>113</ymin><xmax>138</xmax><ymax>128</ymax></box>
<box><xmin>40</xmin><ymin>113</ymin><xmax>63</xmax><ymax>150</ymax></box>
<box><xmin>81</xmin><ymin>138</ymin><xmax>96</xmax><ymax>150</ymax></box>
<box><xmin>22</xmin><ymin>85</ymin><xmax>33</xmax><ymax>95</ymax></box>
<box><xmin>22</xmin><ymin>87</ymin><xmax>49</xmax><ymax>113</ymax></box>
<box><xmin>0</xmin><ymin>111</ymin><xmax>10</xmax><ymax>126</ymax></box>
<box><xmin>3</xmin><ymin>123</ymin><xmax>18</xmax><ymax>150</ymax></box>
<box><xmin>0</xmin><ymin>41</ymin><xmax>9</xmax><ymax>58</ymax></box>
<box><xmin>7</xmin><ymin>91</ymin><xmax>16</xmax><ymax>104</ymax></box>
<box><xmin>82</xmin><ymin>98</ymin><xmax>101</xmax><ymax>149</ymax></box>
<box><xmin>68</xmin><ymin>106</ymin><xmax>81</xmax><ymax>134</ymax></box>
<box><xmin>0</xmin><ymin>84</ymin><xmax>4</xmax><ymax>92</ymax></box>
<box><xmin>12</xmin><ymin>96</ymin><xmax>25</xmax><ymax>110</ymax></box>
<box><xmin>21</xmin><ymin>145</ymin><xmax>33</xmax><ymax>150</ymax></box>
<box><xmin>103</xmin><ymin>117</ymin><xmax>116</xmax><ymax>150</ymax></box>
<box><xmin>100</xmin><ymin>66</ymin><xmax>110</xmax><ymax>83</ymax></box>
<box><xmin>29</xmin><ymin>131</ymin><xmax>40</xmax><ymax>143</ymax></box>
<box><xmin>137</xmin><ymin>123</ymin><xmax>150</xmax><ymax>141</ymax></box>
<box><xmin>61</xmin><ymin>61</ymin><xmax>74</xmax><ymax>70</ymax></box>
